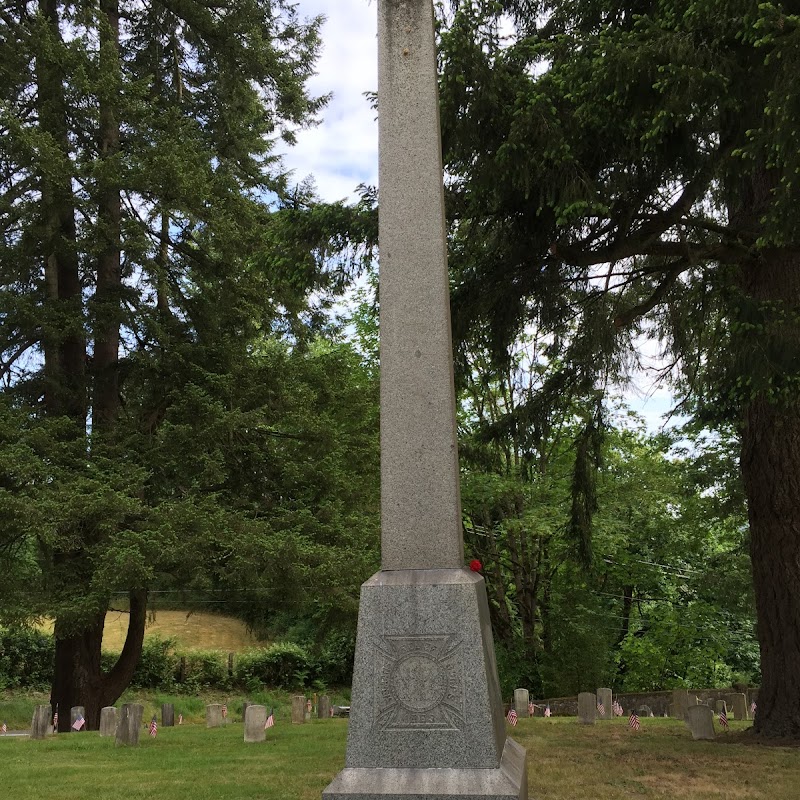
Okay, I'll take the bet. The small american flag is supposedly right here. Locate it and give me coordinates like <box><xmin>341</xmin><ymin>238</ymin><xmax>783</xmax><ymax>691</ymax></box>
<box><xmin>597</xmin><ymin>702</ymin><xmax>605</xmax><ymax>716</ymax></box>
<box><xmin>1</xmin><ymin>721</ymin><xmax>6</xmax><ymax>733</ymax></box>
<box><xmin>612</xmin><ymin>700</ymin><xmax>624</xmax><ymax>717</ymax></box>
<box><xmin>221</xmin><ymin>704</ymin><xmax>228</xmax><ymax>719</ymax></box>
<box><xmin>149</xmin><ymin>716</ymin><xmax>158</xmax><ymax>737</ymax></box>
<box><xmin>544</xmin><ymin>705</ymin><xmax>551</xmax><ymax>718</ymax></box>
<box><xmin>506</xmin><ymin>708</ymin><xmax>518</xmax><ymax>726</ymax></box>
<box><xmin>178</xmin><ymin>714</ymin><xmax>183</xmax><ymax>725</ymax></box>
<box><xmin>719</xmin><ymin>709</ymin><xmax>729</xmax><ymax>730</ymax></box>
<box><xmin>628</xmin><ymin>712</ymin><xmax>640</xmax><ymax>731</ymax></box>
<box><xmin>528</xmin><ymin>701</ymin><xmax>534</xmax><ymax>716</ymax></box>
<box><xmin>71</xmin><ymin>714</ymin><xmax>85</xmax><ymax>731</ymax></box>
<box><xmin>52</xmin><ymin>708</ymin><xmax>58</xmax><ymax>733</ymax></box>
<box><xmin>750</xmin><ymin>701</ymin><xmax>757</xmax><ymax>715</ymax></box>
<box><xmin>306</xmin><ymin>699</ymin><xmax>312</xmax><ymax>714</ymax></box>
<box><xmin>265</xmin><ymin>708</ymin><xmax>275</xmax><ymax>730</ymax></box>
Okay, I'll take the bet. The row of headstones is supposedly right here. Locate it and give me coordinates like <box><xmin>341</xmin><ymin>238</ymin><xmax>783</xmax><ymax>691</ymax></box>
<box><xmin>669</xmin><ymin>689</ymin><xmax>750</xmax><ymax>722</ymax></box>
<box><xmin>284</xmin><ymin>695</ymin><xmax>349</xmax><ymax>724</ymax></box>
<box><xmin>30</xmin><ymin>703</ymin><xmax>146</xmax><ymax>746</ymax></box>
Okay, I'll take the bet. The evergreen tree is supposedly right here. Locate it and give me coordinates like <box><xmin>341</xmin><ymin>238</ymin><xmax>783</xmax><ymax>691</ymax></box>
<box><xmin>439</xmin><ymin>0</ymin><xmax>800</xmax><ymax>736</ymax></box>
<box><xmin>0</xmin><ymin>0</ymin><xmax>343</xmax><ymax>729</ymax></box>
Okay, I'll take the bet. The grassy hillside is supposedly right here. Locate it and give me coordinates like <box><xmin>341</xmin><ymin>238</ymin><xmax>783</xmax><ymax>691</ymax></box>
<box><xmin>37</xmin><ymin>610</ymin><xmax>260</xmax><ymax>653</ymax></box>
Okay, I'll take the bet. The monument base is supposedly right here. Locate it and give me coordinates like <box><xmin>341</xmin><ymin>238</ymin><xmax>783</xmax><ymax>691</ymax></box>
<box><xmin>324</xmin><ymin>738</ymin><xmax>527</xmax><ymax>800</ymax></box>
<box><xmin>323</xmin><ymin>569</ymin><xmax>527</xmax><ymax>800</ymax></box>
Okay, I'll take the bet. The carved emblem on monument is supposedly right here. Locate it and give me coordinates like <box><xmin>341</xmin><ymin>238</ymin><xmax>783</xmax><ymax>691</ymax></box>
<box><xmin>373</xmin><ymin>635</ymin><xmax>465</xmax><ymax>731</ymax></box>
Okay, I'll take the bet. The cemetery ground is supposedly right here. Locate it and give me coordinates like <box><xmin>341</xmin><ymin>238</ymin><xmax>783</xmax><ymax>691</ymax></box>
<box><xmin>1</xmin><ymin>708</ymin><xmax>798</xmax><ymax>800</ymax></box>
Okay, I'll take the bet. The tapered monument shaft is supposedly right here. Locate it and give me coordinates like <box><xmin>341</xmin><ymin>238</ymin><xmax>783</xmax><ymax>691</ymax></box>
<box><xmin>378</xmin><ymin>0</ymin><xmax>463</xmax><ymax>571</ymax></box>
<box><xmin>322</xmin><ymin>4</ymin><xmax>527</xmax><ymax>798</ymax></box>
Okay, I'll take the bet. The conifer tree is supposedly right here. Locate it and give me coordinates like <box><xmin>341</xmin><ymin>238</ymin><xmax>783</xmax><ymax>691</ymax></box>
<box><xmin>0</xmin><ymin>0</ymin><xmax>332</xmax><ymax>729</ymax></box>
<box><xmin>439</xmin><ymin>0</ymin><xmax>800</xmax><ymax>737</ymax></box>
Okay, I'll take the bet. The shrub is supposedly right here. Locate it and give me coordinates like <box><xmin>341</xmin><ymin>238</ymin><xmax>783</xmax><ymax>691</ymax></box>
<box><xmin>235</xmin><ymin>642</ymin><xmax>314</xmax><ymax>690</ymax></box>
<box><xmin>129</xmin><ymin>636</ymin><xmax>178</xmax><ymax>690</ymax></box>
<box><xmin>316</xmin><ymin>630</ymin><xmax>356</xmax><ymax>687</ymax></box>
<box><xmin>0</xmin><ymin>626</ymin><xmax>54</xmax><ymax>690</ymax></box>
<box><xmin>179</xmin><ymin>650</ymin><xmax>230</xmax><ymax>692</ymax></box>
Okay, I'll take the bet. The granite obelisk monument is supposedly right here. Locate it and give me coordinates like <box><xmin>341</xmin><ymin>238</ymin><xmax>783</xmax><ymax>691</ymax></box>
<box><xmin>322</xmin><ymin>2</ymin><xmax>527</xmax><ymax>799</ymax></box>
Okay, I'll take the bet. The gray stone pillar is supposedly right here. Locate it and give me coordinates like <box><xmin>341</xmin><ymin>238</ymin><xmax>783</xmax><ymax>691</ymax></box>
<box><xmin>318</xmin><ymin>696</ymin><xmax>331</xmax><ymax>719</ymax></box>
<box><xmin>292</xmin><ymin>696</ymin><xmax>306</xmax><ymax>724</ymax></box>
<box><xmin>161</xmin><ymin>703</ymin><xmax>174</xmax><ymax>727</ymax></box>
<box><xmin>99</xmin><ymin>707</ymin><xmax>118</xmax><ymax>737</ymax></box>
<box><xmin>115</xmin><ymin>703</ymin><xmax>143</xmax><ymax>747</ymax></box>
<box><xmin>322</xmin><ymin>3</ymin><xmax>526</xmax><ymax>800</ymax></box>
<box><xmin>244</xmin><ymin>705</ymin><xmax>267</xmax><ymax>743</ymax></box>
<box><xmin>577</xmin><ymin>693</ymin><xmax>596</xmax><ymax>725</ymax></box>
<box><xmin>596</xmin><ymin>688</ymin><xmax>612</xmax><ymax>720</ymax></box>
<box><xmin>671</xmin><ymin>689</ymin><xmax>690</xmax><ymax>719</ymax></box>
<box><xmin>513</xmin><ymin>689</ymin><xmax>530</xmax><ymax>718</ymax></box>
<box><xmin>70</xmin><ymin>706</ymin><xmax>86</xmax><ymax>731</ymax></box>
<box><xmin>685</xmin><ymin>705</ymin><xmax>715</xmax><ymax>740</ymax></box>
<box><xmin>31</xmin><ymin>704</ymin><xmax>52</xmax><ymax>740</ymax></box>
<box><xmin>727</xmin><ymin>693</ymin><xmax>748</xmax><ymax>720</ymax></box>
<box><xmin>206</xmin><ymin>703</ymin><xmax>223</xmax><ymax>728</ymax></box>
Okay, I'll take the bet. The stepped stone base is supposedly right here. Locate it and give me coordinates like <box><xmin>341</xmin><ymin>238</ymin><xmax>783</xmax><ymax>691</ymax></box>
<box><xmin>324</xmin><ymin>738</ymin><xmax>527</xmax><ymax>800</ymax></box>
<box><xmin>323</xmin><ymin>569</ymin><xmax>527</xmax><ymax>800</ymax></box>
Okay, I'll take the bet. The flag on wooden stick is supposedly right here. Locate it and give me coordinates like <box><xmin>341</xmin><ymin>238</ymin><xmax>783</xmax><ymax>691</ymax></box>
<box><xmin>265</xmin><ymin>708</ymin><xmax>275</xmax><ymax>730</ymax></box>
<box><xmin>506</xmin><ymin>708</ymin><xmax>518</xmax><ymax>727</ymax></box>
<box><xmin>628</xmin><ymin>712</ymin><xmax>640</xmax><ymax>731</ymax></box>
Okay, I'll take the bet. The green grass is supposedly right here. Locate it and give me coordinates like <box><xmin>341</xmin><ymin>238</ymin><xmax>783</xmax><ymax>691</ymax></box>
<box><xmin>1</xmin><ymin>715</ymin><xmax>797</xmax><ymax>800</ymax></box>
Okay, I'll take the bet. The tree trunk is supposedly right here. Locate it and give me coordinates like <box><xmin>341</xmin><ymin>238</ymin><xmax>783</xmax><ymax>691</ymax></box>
<box><xmin>51</xmin><ymin>590</ymin><xmax>147</xmax><ymax>731</ymax></box>
<box><xmin>92</xmin><ymin>0</ymin><xmax>122</xmax><ymax>434</ymax></box>
<box><xmin>739</xmin><ymin>248</ymin><xmax>800</xmax><ymax>738</ymax></box>
<box><xmin>37</xmin><ymin>0</ymin><xmax>85</xmax><ymax>421</ymax></box>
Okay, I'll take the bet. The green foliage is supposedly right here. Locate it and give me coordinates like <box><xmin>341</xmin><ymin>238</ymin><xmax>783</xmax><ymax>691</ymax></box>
<box><xmin>0</xmin><ymin>627</ymin><xmax>54</xmax><ymax>691</ymax></box>
<box><xmin>179</xmin><ymin>651</ymin><xmax>231</xmax><ymax>693</ymax></box>
<box><xmin>129</xmin><ymin>637</ymin><xmax>179</xmax><ymax>691</ymax></box>
<box><xmin>235</xmin><ymin>643</ymin><xmax>315</xmax><ymax>691</ymax></box>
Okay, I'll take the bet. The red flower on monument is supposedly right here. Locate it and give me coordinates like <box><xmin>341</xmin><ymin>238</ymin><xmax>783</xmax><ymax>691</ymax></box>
<box><xmin>469</xmin><ymin>559</ymin><xmax>482</xmax><ymax>572</ymax></box>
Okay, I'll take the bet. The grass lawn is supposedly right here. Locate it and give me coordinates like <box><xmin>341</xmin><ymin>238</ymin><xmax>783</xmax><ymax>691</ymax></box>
<box><xmin>1</xmin><ymin>716</ymin><xmax>797</xmax><ymax>800</ymax></box>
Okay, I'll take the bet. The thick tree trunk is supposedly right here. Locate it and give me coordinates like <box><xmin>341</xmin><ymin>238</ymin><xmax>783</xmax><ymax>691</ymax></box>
<box><xmin>739</xmin><ymin>249</ymin><xmax>800</xmax><ymax>739</ymax></box>
<box><xmin>51</xmin><ymin>590</ymin><xmax>147</xmax><ymax>731</ymax></box>
<box><xmin>37</xmin><ymin>0</ymin><xmax>85</xmax><ymax>421</ymax></box>
<box><xmin>93</xmin><ymin>0</ymin><xmax>122</xmax><ymax>433</ymax></box>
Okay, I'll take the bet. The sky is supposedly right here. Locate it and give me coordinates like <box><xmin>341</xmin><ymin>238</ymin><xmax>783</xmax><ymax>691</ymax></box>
<box><xmin>279</xmin><ymin>1</ymin><xmax>678</xmax><ymax>432</ymax></box>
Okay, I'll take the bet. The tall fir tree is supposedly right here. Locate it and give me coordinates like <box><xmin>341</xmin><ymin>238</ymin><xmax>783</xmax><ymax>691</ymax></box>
<box><xmin>0</xmin><ymin>0</ymin><xmax>340</xmax><ymax>729</ymax></box>
<box><xmin>439</xmin><ymin>0</ymin><xmax>800</xmax><ymax>737</ymax></box>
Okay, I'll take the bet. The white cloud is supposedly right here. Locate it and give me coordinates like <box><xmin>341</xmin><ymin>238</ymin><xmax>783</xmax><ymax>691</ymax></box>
<box><xmin>280</xmin><ymin>0</ymin><xmax>378</xmax><ymax>202</ymax></box>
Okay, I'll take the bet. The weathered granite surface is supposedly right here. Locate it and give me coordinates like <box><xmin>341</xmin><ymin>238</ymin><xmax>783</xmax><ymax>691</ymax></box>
<box><xmin>377</xmin><ymin>0</ymin><xmax>463</xmax><ymax>572</ymax></box>
<box><xmin>686</xmin><ymin>705</ymin><xmax>715</xmax><ymax>740</ymax></box>
<box><xmin>99</xmin><ymin>707</ymin><xmax>118</xmax><ymax>737</ymax></box>
<box><xmin>671</xmin><ymin>689</ymin><xmax>690</xmax><ymax>719</ymax></box>
<box><xmin>31</xmin><ymin>704</ymin><xmax>52</xmax><ymax>739</ymax></box>
<box><xmin>513</xmin><ymin>689</ymin><xmax>529</xmax><ymax>719</ymax></box>
<box><xmin>596</xmin><ymin>688</ymin><xmax>612</xmax><ymax>720</ymax></box>
<box><xmin>162</xmin><ymin>703</ymin><xmax>174</xmax><ymax>727</ymax></box>
<box><xmin>292</xmin><ymin>696</ymin><xmax>306</xmax><ymax>724</ymax></box>
<box><xmin>206</xmin><ymin>704</ymin><xmax>222</xmax><ymax>728</ymax></box>
<box><xmin>319</xmin><ymin>696</ymin><xmax>332</xmax><ymax>719</ymax></box>
<box><xmin>115</xmin><ymin>703</ymin><xmax>143</xmax><ymax>747</ymax></box>
<box><xmin>244</xmin><ymin>705</ymin><xmax>267</xmax><ymax>743</ymax></box>
<box><xmin>577</xmin><ymin>693</ymin><xmax>596</xmax><ymax>725</ymax></box>
<box><xmin>727</xmin><ymin>693</ymin><xmax>749</xmax><ymax>720</ymax></box>
<box><xmin>342</xmin><ymin>570</ymin><xmax>506</xmax><ymax>770</ymax></box>
<box><xmin>325</xmin><ymin>738</ymin><xmax>527</xmax><ymax>800</ymax></box>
